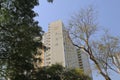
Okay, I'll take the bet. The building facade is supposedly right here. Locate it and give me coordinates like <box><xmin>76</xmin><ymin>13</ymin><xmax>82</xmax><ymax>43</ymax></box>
<box><xmin>77</xmin><ymin>49</ymin><xmax>92</xmax><ymax>78</ymax></box>
<box><xmin>43</xmin><ymin>20</ymin><xmax>92</xmax><ymax>78</ymax></box>
<box><xmin>33</xmin><ymin>37</ymin><xmax>45</xmax><ymax>68</ymax></box>
<box><xmin>43</xmin><ymin>20</ymin><xmax>79</xmax><ymax>68</ymax></box>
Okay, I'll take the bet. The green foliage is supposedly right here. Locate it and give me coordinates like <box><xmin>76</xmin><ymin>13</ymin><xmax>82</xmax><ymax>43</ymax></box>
<box><xmin>0</xmin><ymin>0</ymin><xmax>54</xmax><ymax>79</ymax></box>
<box><xmin>63</xmin><ymin>69</ymin><xmax>91</xmax><ymax>80</ymax></box>
<box><xmin>0</xmin><ymin>0</ymin><xmax>42</xmax><ymax>79</ymax></box>
<box><xmin>47</xmin><ymin>0</ymin><xmax>53</xmax><ymax>3</ymax></box>
<box><xmin>34</xmin><ymin>64</ymin><xmax>91</xmax><ymax>80</ymax></box>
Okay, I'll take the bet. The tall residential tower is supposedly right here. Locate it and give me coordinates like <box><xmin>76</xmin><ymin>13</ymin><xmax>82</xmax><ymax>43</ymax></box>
<box><xmin>43</xmin><ymin>20</ymin><xmax>92</xmax><ymax>78</ymax></box>
<box><xmin>43</xmin><ymin>20</ymin><xmax>79</xmax><ymax>68</ymax></box>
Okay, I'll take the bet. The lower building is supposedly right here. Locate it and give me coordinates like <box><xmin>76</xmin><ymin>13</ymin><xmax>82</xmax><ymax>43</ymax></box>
<box><xmin>77</xmin><ymin>49</ymin><xmax>92</xmax><ymax>78</ymax></box>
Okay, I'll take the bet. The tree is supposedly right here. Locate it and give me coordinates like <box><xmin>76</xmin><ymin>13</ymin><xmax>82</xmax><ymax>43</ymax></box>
<box><xmin>34</xmin><ymin>64</ymin><xmax>91</xmax><ymax>80</ymax></box>
<box><xmin>47</xmin><ymin>0</ymin><xmax>54</xmax><ymax>3</ymax></box>
<box><xmin>0</xmin><ymin>0</ymin><xmax>41</xmax><ymax>79</ymax></box>
<box><xmin>63</xmin><ymin>68</ymin><xmax>91</xmax><ymax>80</ymax></box>
<box><xmin>67</xmin><ymin>6</ymin><xmax>115</xmax><ymax>80</ymax></box>
<box><xmin>93</xmin><ymin>31</ymin><xmax>120</xmax><ymax>74</ymax></box>
<box><xmin>0</xmin><ymin>0</ymin><xmax>52</xmax><ymax>79</ymax></box>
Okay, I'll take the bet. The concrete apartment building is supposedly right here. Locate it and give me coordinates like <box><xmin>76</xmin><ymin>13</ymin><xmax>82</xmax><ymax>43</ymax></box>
<box><xmin>33</xmin><ymin>37</ymin><xmax>45</xmax><ymax>68</ymax></box>
<box><xmin>77</xmin><ymin>49</ymin><xmax>92</xmax><ymax>78</ymax></box>
<box><xmin>43</xmin><ymin>20</ymin><xmax>79</xmax><ymax>68</ymax></box>
<box><xmin>43</xmin><ymin>20</ymin><xmax>92</xmax><ymax>77</ymax></box>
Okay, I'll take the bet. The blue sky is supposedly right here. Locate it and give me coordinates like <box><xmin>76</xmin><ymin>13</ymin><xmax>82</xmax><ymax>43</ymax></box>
<box><xmin>34</xmin><ymin>0</ymin><xmax>120</xmax><ymax>36</ymax></box>
<box><xmin>34</xmin><ymin>0</ymin><xmax>120</xmax><ymax>80</ymax></box>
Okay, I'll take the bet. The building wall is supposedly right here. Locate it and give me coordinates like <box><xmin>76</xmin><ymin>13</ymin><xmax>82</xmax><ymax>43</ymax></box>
<box><xmin>35</xmin><ymin>47</ymin><xmax>45</xmax><ymax>67</ymax></box>
<box><xmin>48</xmin><ymin>20</ymin><xmax>65</xmax><ymax>66</ymax></box>
<box><xmin>43</xmin><ymin>33</ymin><xmax>51</xmax><ymax>66</ymax></box>
<box><xmin>43</xmin><ymin>20</ymin><xmax>65</xmax><ymax>66</ymax></box>
<box><xmin>33</xmin><ymin>37</ymin><xmax>45</xmax><ymax>68</ymax></box>
<box><xmin>80</xmin><ymin>50</ymin><xmax>92</xmax><ymax>78</ymax></box>
<box><xmin>63</xmin><ymin>30</ymin><xmax>79</xmax><ymax>68</ymax></box>
<box><xmin>43</xmin><ymin>20</ymin><xmax>92</xmax><ymax>78</ymax></box>
<box><xmin>43</xmin><ymin>20</ymin><xmax>79</xmax><ymax>68</ymax></box>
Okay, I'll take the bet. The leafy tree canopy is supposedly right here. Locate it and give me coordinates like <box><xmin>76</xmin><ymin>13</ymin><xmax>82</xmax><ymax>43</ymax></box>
<box><xmin>34</xmin><ymin>64</ymin><xmax>91</xmax><ymax>80</ymax></box>
<box><xmin>0</xmin><ymin>0</ymin><xmax>43</xmax><ymax>79</ymax></box>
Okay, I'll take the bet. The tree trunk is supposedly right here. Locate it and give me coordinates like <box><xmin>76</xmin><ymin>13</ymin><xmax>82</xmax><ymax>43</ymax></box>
<box><xmin>104</xmin><ymin>75</ymin><xmax>111</xmax><ymax>80</ymax></box>
<box><xmin>89</xmin><ymin>55</ymin><xmax>111</xmax><ymax>80</ymax></box>
<box><xmin>73</xmin><ymin>43</ymin><xmax>112</xmax><ymax>80</ymax></box>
